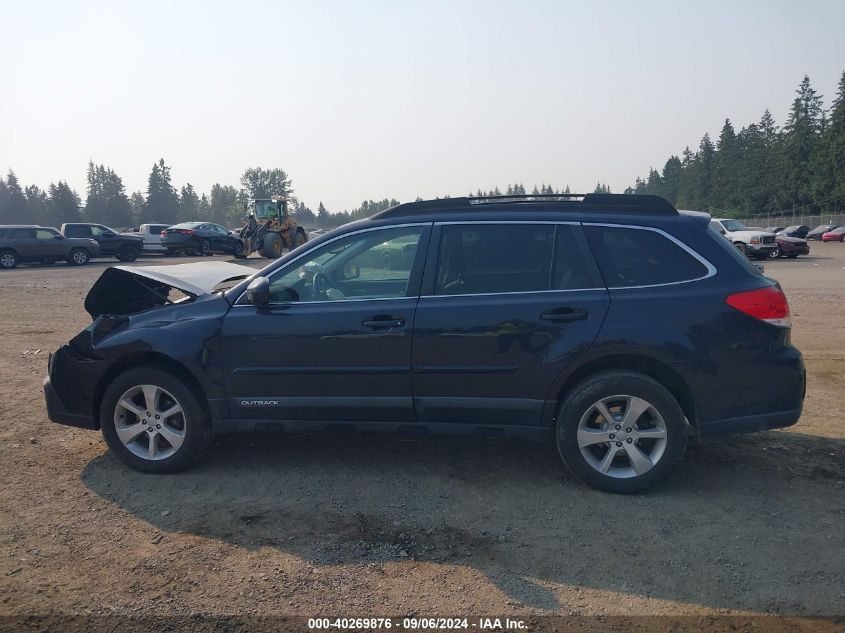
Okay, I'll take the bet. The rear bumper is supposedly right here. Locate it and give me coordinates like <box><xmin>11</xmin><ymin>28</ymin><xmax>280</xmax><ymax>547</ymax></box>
<box><xmin>696</xmin><ymin>405</ymin><xmax>803</xmax><ymax>439</ymax></box>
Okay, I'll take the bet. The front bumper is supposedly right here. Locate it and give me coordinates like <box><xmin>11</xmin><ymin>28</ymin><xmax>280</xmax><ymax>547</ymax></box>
<box><xmin>43</xmin><ymin>347</ymin><xmax>108</xmax><ymax>430</ymax></box>
<box><xmin>44</xmin><ymin>373</ymin><xmax>97</xmax><ymax>429</ymax></box>
<box><xmin>747</xmin><ymin>243</ymin><xmax>777</xmax><ymax>255</ymax></box>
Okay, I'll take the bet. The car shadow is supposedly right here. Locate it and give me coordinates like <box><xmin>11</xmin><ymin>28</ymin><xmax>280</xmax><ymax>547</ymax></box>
<box><xmin>81</xmin><ymin>429</ymin><xmax>845</xmax><ymax>614</ymax></box>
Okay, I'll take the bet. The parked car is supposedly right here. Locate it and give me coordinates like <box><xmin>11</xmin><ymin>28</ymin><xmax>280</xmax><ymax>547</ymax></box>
<box><xmin>821</xmin><ymin>227</ymin><xmax>845</xmax><ymax>242</ymax></box>
<box><xmin>0</xmin><ymin>225</ymin><xmax>99</xmax><ymax>269</ymax></box>
<box><xmin>806</xmin><ymin>224</ymin><xmax>837</xmax><ymax>240</ymax></box>
<box><xmin>61</xmin><ymin>223</ymin><xmax>144</xmax><ymax>262</ymax></box>
<box><xmin>708</xmin><ymin>218</ymin><xmax>778</xmax><ymax>259</ymax></box>
<box><xmin>765</xmin><ymin>226</ymin><xmax>785</xmax><ymax>234</ymax></box>
<box><xmin>778</xmin><ymin>225</ymin><xmax>811</xmax><ymax>239</ymax></box>
<box><xmin>773</xmin><ymin>235</ymin><xmax>810</xmax><ymax>258</ymax></box>
<box><xmin>122</xmin><ymin>224</ymin><xmax>171</xmax><ymax>254</ymax></box>
<box><xmin>161</xmin><ymin>222</ymin><xmax>245</xmax><ymax>257</ymax></box>
<box><xmin>44</xmin><ymin>194</ymin><xmax>806</xmax><ymax>493</ymax></box>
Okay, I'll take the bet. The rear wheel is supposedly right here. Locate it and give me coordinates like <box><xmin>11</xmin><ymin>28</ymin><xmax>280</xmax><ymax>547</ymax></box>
<box><xmin>0</xmin><ymin>250</ymin><xmax>18</xmax><ymax>269</ymax></box>
<box><xmin>200</xmin><ymin>239</ymin><xmax>211</xmax><ymax>256</ymax></box>
<box><xmin>67</xmin><ymin>248</ymin><xmax>90</xmax><ymax>266</ymax></box>
<box><xmin>294</xmin><ymin>229</ymin><xmax>307</xmax><ymax>249</ymax></box>
<box><xmin>233</xmin><ymin>241</ymin><xmax>245</xmax><ymax>258</ymax></box>
<box><xmin>117</xmin><ymin>245</ymin><xmax>140</xmax><ymax>262</ymax></box>
<box><xmin>556</xmin><ymin>371</ymin><xmax>688</xmax><ymax>493</ymax></box>
<box><xmin>100</xmin><ymin>366</ymin><xmax>210</xmax><ymax>473</ymax></box>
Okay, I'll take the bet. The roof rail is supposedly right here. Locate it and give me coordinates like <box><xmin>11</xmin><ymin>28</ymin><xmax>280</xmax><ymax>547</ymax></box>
<box><xmin>372</xmin><ymin>193</ymin><xmax>677</xmax><ymax>218</ymax></box>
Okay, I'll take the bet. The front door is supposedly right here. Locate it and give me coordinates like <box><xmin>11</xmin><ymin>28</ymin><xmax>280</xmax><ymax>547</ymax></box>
<box><xmin>412</xmin><ymin>222</ymin><xmax>610</xmax><ymax>427</ymax></box>
<box><xmin>221</xmin><ymin>223</ymin><xmax>431</xmax><ymax>424</ymax></box>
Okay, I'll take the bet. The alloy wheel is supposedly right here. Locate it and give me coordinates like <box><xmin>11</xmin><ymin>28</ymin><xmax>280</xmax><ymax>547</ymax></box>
<box><xmin>577</xmin><ymin>394</ymin><xmax>668</xmax><ymax>479</ymax></box>
<box><xmin>72</xmin><ymin>250</ymin><xmax>88</xmax><ymax>265</ymax></box>
<box><xmin>0</xmin><ymin>253</ymin><xmax>16</xmax><ymax>268</ymax></box>
<box><xmin>113</xmin><ymin>384</ymin><xmax>186</xmax><ymax>461</ymax></box>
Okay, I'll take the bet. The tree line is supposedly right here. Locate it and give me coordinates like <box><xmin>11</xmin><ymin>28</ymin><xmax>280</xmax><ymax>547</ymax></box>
<box><xmin>626</xmin><ymin>71</ymin><xmax>845</xmax><ymax>217</ymax></box>
<box><xmin>2</xmin><ymin>70</ymin><xmax>842</xmax><ymax>230</ymax></box>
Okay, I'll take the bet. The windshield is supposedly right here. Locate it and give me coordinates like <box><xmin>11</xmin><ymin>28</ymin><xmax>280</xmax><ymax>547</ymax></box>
<box><xmin>254</xmin><ymin>200</ymin><xmax>278</xmax><ymax>220</ymax></box>
<box><xmin>720</xmin><ymin>220</ymin><xmax>749</xmax><ymax>231</ymax></box>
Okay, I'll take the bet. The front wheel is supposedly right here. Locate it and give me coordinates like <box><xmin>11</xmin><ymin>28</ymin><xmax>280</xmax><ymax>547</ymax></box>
<box><xmin>233</xmin><ymin>241</ymin><xmax>245</xmax><ymax>258</ymax></box>
<box><xmin>100</xmin><ymin>366</ymin><xmax>210</xmax><ymax>473</ymax></box>
<box><xmin>734</xmin><ymin>242</ymin><xmax>748</xmax><ymax>257</ymax></box>
<box><xmin>67</xmin><ymin>248</ymin><xmax>90</xmax><ymax>266</ymax></box>
<box><xmin>768</xmin><ymin>248</ymin><xmax>780</xmax><ymax>259</ymax></box>
<box><xmin>117</xmin><ymin>245</ymin><xmax>140</xmax><ymax>262</ymax></box>
<box><xmin>556</xmin><ymin>371</ymin><xmax>688</xmax><ymax>493</ymax></box>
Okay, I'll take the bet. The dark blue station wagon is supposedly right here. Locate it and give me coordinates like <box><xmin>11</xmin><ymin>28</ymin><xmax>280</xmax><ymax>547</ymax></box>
<box><xmin>44</xmin><ymin>194</ymin><xmax>805</xmax><ymax>492</ymax></box>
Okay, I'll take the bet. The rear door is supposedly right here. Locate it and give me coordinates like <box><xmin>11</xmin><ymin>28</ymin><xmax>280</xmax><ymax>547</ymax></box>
<box><xmin>411</xmin><ymin>222</ymin><xmax>610</xmax><ymax>427</ymax></box>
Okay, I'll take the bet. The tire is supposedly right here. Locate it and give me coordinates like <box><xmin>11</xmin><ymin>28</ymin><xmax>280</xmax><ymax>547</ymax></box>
<box><xmin>259</xmin><ymin>232</ymin><xmax>282</xmax><ymax>259</ymax></box>
<box><xmin>768</xmin><ymin>248</ymin><xmax>780</xmax><ymax>259</ymax></box>
<box><xmin>294</xmin><ymin>229</ymin><xmax>307</xmax><ymax>249</ymax></box>
<box><xmin>99</xmin><ymin>365</ymin><xmax>211</xmax><ymax>474</ymax></box>
<box><xmin>200</xmin><ymin>239</ymin><xmax>211</xmax><ymax>256</ymax></box>
<box><xmin>555</xmin><ymin>371</ymin><xmax>688</xmax><ymax>493</ymax></box>
<box><xmin>67</xmin><ymin>248</ymin><xmax>90</xmax><ymax>266</ymax></box>
<box><xmin>233</xmin><ymin>241</ymin><xmax>245</xmax><ymax>258</ymax></box>
<box><xmin>0</xmin><ymin>250</ymin><xmax>18</xmax><ymax>269</ymax></box>
<box><xmin>117</xmin><ymin>245</ymin><xmax>140</xmax><ymax>262</ymax></box>
<box><xmin>734</xmin><ymin>242</ymin><xmax>747</xmax><ymax>257</ymax></box>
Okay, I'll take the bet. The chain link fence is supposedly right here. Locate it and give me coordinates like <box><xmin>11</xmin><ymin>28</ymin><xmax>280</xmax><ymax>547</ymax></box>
<box><xmin>739</xmin><ymin>212</ymin><xmax>845</xmax><ymax>229</ymax></box>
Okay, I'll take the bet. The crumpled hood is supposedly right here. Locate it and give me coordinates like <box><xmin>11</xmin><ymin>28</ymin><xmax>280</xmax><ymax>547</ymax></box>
<box><xmin>84</xmin><ymin>261</ymin><xmax>255</xmax><ymax>319</ymax></box>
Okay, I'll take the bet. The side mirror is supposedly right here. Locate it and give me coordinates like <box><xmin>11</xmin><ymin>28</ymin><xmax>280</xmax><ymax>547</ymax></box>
<box><xmin>246</xmin><ymin>277</ymin><xmax>270</xmax><ymax>306</ymax></box>
<box><xmin>54</xmin><ymin>235</ymin><xmax>64</xmax><ymax>240</ymax></box>
<box><xmin>342</xmin><ymin>262</ymin><xmax>360</xmax><ymax>280</ymax></box>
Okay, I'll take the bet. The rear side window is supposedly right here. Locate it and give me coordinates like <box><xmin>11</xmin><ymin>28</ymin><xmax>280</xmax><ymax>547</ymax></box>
<box><xmin>64</xmin><ymin>225</ymin><xmax>90</xmax><ymax>238</ymax></box>
<box><xmin>12</xmin><ymin>229</ymin><xmax>35</xmax><ymax>239</ymax></box>
<box><xmin>584</xmin><ymin>225</ymin><xmax>708</xmax><ymax>288</ymax></box>
<box><xmin>435</xmin><ymin>224</ymin><xmax>554</xmax><ymax>295</ymax></box>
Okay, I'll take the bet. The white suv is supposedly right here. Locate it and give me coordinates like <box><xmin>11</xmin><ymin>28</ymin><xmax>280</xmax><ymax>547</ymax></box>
<box><xmin>709</xmin><ymin>218</ymin><xmax>777</xmax><ymax>260</ymax></box>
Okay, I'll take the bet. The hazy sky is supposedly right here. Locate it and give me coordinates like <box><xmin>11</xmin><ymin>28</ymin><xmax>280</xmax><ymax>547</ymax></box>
<box><xmin>2</xmin><ymin>0</ymin><xmax>844</xmax><ymax>211</ymax></box>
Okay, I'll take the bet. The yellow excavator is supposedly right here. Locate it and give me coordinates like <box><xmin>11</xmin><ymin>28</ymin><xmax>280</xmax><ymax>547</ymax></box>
<box><xmin>240</xmin><ymin>197</ymin><xmax>308</xmax><ymax>259</ymax></box>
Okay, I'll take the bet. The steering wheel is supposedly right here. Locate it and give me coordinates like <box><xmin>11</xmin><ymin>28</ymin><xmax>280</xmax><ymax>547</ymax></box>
<box><xmin>312</xmin><ymin>271</ymin><xmax>337</xmax><ymax>300</ymax></box>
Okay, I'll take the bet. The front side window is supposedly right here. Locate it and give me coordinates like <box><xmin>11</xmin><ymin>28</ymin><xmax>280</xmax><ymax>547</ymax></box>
<box><xmin>90</xmin><ymin>225</ymin><xmax>114</xmax><ymax>236</ymax></box>
<box><xmin>435</xmin><ymin>224</ymin><xmax>554</xmax><ymax>295</ymax></box>
<box><xmin>584</xmin><ymin>225</ymin><xmax>708</xmax><ymax>287</ymax></box>
<box><xmin>718</xmin><ymin>220</ymin><xmax>748</xmax><ymax>232</ymax></box>
<box><xmin>267</xmin><ymin>226</ymin><xmax>424</xmax><ymax>303</ymax></box>
<box><xmin>36</xmin><ymin>229</ymin><xmax>59</xmax><ymax>240</ymax></box>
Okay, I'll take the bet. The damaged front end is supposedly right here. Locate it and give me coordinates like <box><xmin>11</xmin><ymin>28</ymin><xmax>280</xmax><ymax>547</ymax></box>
<box><xmin>44</xmin><ymin>261</ymin><xmax>255</xmax><ymax>430</ymax></box>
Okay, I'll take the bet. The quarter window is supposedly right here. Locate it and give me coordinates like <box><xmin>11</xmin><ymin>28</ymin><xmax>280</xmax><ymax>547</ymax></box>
<box><xmin>435</xmin><ymin>224</ymin><xmax>555</xmax><ymax>295</ymax></box>
<box><xmin>267</xmin><ymin>226</ymin><xmax>425</xmax><ymax>303</ymax></box>
<box><xmin>584</xmin><ymin>225</ymin><xmax>708</xmax><ymax>287</ymax></box>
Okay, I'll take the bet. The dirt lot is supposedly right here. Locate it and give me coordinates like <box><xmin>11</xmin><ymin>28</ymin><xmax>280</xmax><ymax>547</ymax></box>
<box><xmin>0</xmin><ymin>246</ymin><xmax>843</xmax><ymax>628</ymax></box>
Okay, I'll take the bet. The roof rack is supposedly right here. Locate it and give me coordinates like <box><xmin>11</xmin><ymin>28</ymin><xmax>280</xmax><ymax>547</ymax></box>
<box><xmin>372</xmin><ymin>193</ymin><xmax>677</xmax><ymax>218</ymax></box>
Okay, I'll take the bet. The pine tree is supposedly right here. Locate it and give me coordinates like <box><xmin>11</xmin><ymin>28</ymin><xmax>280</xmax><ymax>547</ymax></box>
<box><xmin>316</xmin><ymin>202</ymin><xmax>329</xmax><ymax>229</ymax></box>
<box><xmin>24</xmin><ymin>185</ymin><xmax>48</xmax><ymax>225</ymax></box>
<box><xmin>3</xmin><ymin>170</ymin><xmax>28</xmax><ymax>223</ymax></box>
<box><xmin>179</xmin><ymin>184</ymin><xmax>200</xmax><ymax>222</ymax></box>
<box><xmin>142</xmin><ymin>159</ymin><xmax>180</xmax><ymax>224</ymax></box>
<box><xmin>47</xmin><ymin>182</ymin><xmax>82</xmax><ymax>226</ymax></box>
<box><xmin>783</xmin><ymin>75</ymin><xmax>825</xmax><ymax>208</ymax></box>
<box><xmin>713</xmin><ymin>119</ymin><xmax>740</xmax><ymax>210</ymax></box>
<box><xmin>240</xmin><ymin>167</ymin><xmax>293</xmax><ymax>199</ymax></box>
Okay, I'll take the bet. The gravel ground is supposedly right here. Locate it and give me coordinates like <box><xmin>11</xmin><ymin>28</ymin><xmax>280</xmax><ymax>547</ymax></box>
<box><xmin>0</xmin><ymin>247</ymin><xmax>843</xmax><ymax>630</ymax></box>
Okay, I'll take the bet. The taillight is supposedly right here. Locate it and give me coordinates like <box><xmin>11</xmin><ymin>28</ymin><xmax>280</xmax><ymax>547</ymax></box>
<box><xmin>161</xmin><ymin>230</ymin><xmax>167</xmax><ymax>237</ymax></box>
<box><xmin>726</xmin><ymin>286</ymin><xmax>791</xmax><ymax>327</ymax></box>
<box><xmin>185</xmin><ymin>229</ymin><xmax>194</xmax><ymax>235</ymax></box>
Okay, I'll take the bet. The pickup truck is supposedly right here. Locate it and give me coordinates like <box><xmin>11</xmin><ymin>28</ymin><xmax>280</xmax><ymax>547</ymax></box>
<box><xmin>709</xmin><ymin>218</ymin><xmax>778</xmax><ymax>260</ymax></box>
<box><xmin>122</xmin><ymin>223</ymin><xmax>170</xmax><ymax>254</ymax></box>
<box><xmin>61</xmin><ymin>223</ymin><xmax>145</xmax><ymax>262</ymax></box>
<box><xmin>0</xmin><ymin>225</ymin><xmax>100</xmax><ymax>269</ymax></box>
